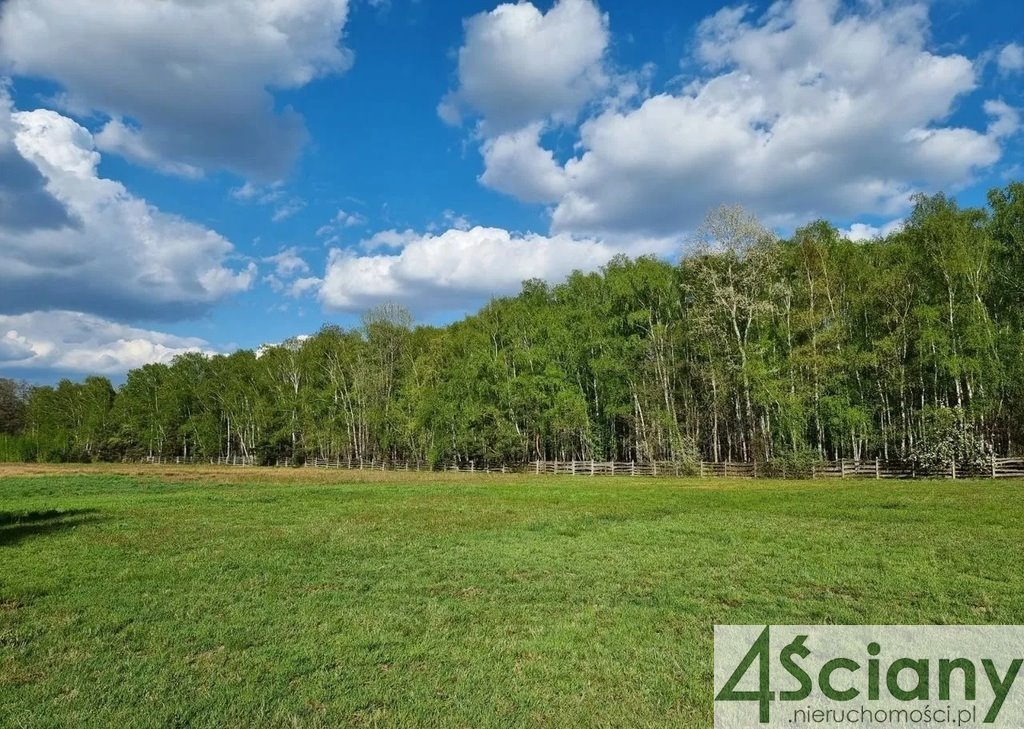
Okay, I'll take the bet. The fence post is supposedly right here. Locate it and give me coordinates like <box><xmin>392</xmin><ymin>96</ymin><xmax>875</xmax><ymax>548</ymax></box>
<box><xmin>992</xmin><ymin>453</ymin><xmax>997</xmax><ymax>479</ymax></box>
<box><xmin>724</xmin><ymin>461</ymin><xmax>728</xmax><ymax>478</ymax></box>
<box><xmin>535</xmin><ymin>460</ymin><xmax>540</xmax><ymax>475</ymax></box>
<box><xmin>630</xmin><ymin>460</ymin><xmax>636</xmax><ymax>477</ymax></box>
<box><xmin>840</xmin><ymin>459</ymin><xmax>845</xmax><ymax>479</ymax></box>
<box><xmin>571</xmin><ymin>459</ymin><xmax>576</xmax><ymax>476</ymax></box>
<box><xmin>875</xmin><ymin>458</ymin><xmax>880</xmax><ymax>480</ymax></box>
<box><xmin>951</xmin><ymin>459</ymin><xmax>956</xmax><ymax>480</ymax></box>
<box><xmin>653</xmin><ymin>461</ymin><xmax>658</xmax><ymax>476</ymax></box>
<box><xmin>700</xmin><ymin>461</ymin><xmax>705</xmax><ymax>478</ymax></box>
<box><xmin>590</xmin><ymin>460</ymin><xmax>595</xmax><ymax>476</ymax></box>
<box><xmin>753</xmin><ymin>461</ymin><xmax>758</xmax><ymax>479</ymax></box>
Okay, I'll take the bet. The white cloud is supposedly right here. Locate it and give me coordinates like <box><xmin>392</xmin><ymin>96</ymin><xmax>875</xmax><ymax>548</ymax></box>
<box><xmin>359</xmin><ymin>229</ymin><xmax>421</xmax><ymax>252</ymax></box>
<box><xmin>94</xmin><ymin>119</ymin><xmax>203</xmax><ymax>178</ymax></box>
<box><xmin>0</xmin><ymin>330</ymin><xmax>35</xmax><ymax>363</ymax></box>
<box><xmin>840</xmin><ymin>218</ymin><xmax>905</xmax><ymax>242</ymax></box>
<box><xmin>230</xmin><ymin>180</ymin><xmax>305</xmax><ymax>223</ymax></box>
<box><xmin>984</xmin><ymin>99</ymin><xmax>1021</xmax><ymax>139</ymax></box>
<box><xmin>263</xmin><ymin>247</ymin><xmax>311</xmax><ymax>278</ymax></box>
<box><xmin>289</xmin><ymin>277</ymin><xmax>323</xmax><ymax>298</ymax></box>
<box><xmin>440</xmin><ymin>0</ymin><xmax>610</xmax><ymax>134</ymax></box>
<box><xmin>0</xmin><ymin>0</ymin><xmax>353</xmax><ymax>179</ymax></box>
<box><xmin>271</xmin><ymin>198</ymin><xmax>307</xmax><ymax>222</ymax></box>
<box><xmin>0</xmin><ymin>103</ymin><xmax>255</xmax><ymax>320</ymax></box>
<box><xmin>0</xmin><ymin>83</ymin><xmax>72</xmax><ymax>233</ymax></box>
<box><xmin>319</xmin><ymin>226</ymin><xmax>632</xmax><ymax>312</ymax></box>
<box><xmin>0</xmin><ymin>311</ymin><xmax>215</xmax><ymax>374</ymax></box>
<box><xmin>997</xmin><ymin>43</ymin><xmax>1024</xmax><ymax>75</ymax></box>
<box><xmin>479</xmin><ymin>123</ymin><xmax>569</xmax><ymax>203</ymax></box>
<box><xmin>335</xmin><ymin>209</ymin><xmax>367</xmax><ymax>228</ymax></box>
<box><xmin>441</xmin><ymin>210</ymin><xmax>472</xmax><ymax>231</ymax></box>
<box><xmin>230</xmin><ymin>182</ymin><xmax>284</xmax><ymax>203</ymax></box>
<box><xmin>476</xmin><ymin>0</ymin><xmax>1016</xmax><ymax>238</ymax></box>
<box><xmin>316</xmin><ymin>208</ymin><xmax>367</xmax><ymax>239</ymax></box>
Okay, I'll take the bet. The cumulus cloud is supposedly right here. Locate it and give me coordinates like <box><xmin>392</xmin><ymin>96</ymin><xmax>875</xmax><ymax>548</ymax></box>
<box><xmin>479</xmin><ymin>124</ymin><xmax>570</xmax><ymax>202</ymax></box>
<box><xmin>0</xmin><ymin>311</ymin><xmax>215</xmax><ymax>374</ymax></box>
<box><xmin>0</xmin><ymin>104</ymin><xmax>255</xmax><ymax>320</ymax></box>
<box><xmin>263</xmin><ymin>247</ymin><xmax>318</xmax><ymax>297</ymax></box>
<box><xmin>0</xmin><ymin>330</ymin><xmax>35</xmax><ymax>363</ymax></box>
<box><xmin>319</xmin><ymin>226</ymin><xmax>635</xmax><ymax>312</ymax></box>
<box><xmin>0</xmin><ymin>0</ymin><xmax>353</xmax><ymax>179</ymax></box>
<box><xmin>93</xmin><ymin>119</ymin><xmax>203</xmax><ymax>178</ymax></box>
<box><xmin>0</xmin><ymin>84</ymin><xmax>72</xmax><ymax>233</ymax></box>
<box><xmin>439</xmin><ymin>0</ymin><xmax>610</xmax><ymax>134</ymax></box>
<box><xmin>840</xmin><ymin>219</ymin><xmax>905</xmax><ymax>242</ymax></box>
<box><xmin>998</xmin><ymin>43</ymin><xmax>1024</xmax><ymax>75</ymax></box>
<box><xmin>357</xmin><ymin>229</ymin><xmax>422</xmax><ymax>252</ymax></box>
<box><xmin>473</xmin><ymin>0</ymin><xmax>1018</xmax><ymax>238</ymax></box>
<box><xmin>263</xmin><ymin>247</ymin><xmax>311</xmax><ymax>278</ymax></box>
<box><xmin>289</xmin><ymin>277</ymin><xmax>323</xmax><ymax>298</ymax></box>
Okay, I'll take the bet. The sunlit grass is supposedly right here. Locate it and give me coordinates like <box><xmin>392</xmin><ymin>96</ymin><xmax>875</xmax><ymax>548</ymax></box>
<box><xmin>2</xmin><ymin>467</ymin><xmax>1022</xmax><ymax>727</ymax></box>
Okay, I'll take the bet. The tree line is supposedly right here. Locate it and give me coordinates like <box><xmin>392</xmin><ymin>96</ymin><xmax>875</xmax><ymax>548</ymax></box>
<box><xmin>2</xmin><ymin>184</ymin><xmax>1022</xmax><ymax>470</ymax></box>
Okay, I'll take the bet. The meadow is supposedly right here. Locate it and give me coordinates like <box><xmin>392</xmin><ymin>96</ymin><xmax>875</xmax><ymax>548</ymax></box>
<box><xmin>2</xmin><ymin>465</ymin><xmax>1023</xmax><ymax>728</ymax></box>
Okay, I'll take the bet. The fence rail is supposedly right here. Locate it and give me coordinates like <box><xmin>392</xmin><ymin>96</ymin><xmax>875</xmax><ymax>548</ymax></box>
<box><xmin>123</xmin><ymin>454</ymin><xmax>1024</xmax><ymax>480</ymax></box>
<box><xmin>136</xmin><ymin>455</ymin><xmax>257</xmax><ymax>467</ymax></box>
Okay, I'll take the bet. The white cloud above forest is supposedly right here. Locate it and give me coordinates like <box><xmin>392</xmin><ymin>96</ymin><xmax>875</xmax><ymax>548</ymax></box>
<box><xmin>317</xmin><ymin>226</ymin><xmax>667</xmax><ymax>312</ymax></box>
<box><xmin>0</xmin><ymin>311</ymin><xmax>216</xmax><ymax>374</ymax></box>
<box><xmin>447</xmin><ymin>0</ymin><xmax>1020</xmax><ymax>239</ymax></box>
<box><xmin>840</xmin><ymin>218</ymin><xmax>905</xmax><ymax>242</ymax></box>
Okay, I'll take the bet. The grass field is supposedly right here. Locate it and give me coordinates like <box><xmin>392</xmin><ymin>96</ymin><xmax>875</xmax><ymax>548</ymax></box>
<box><xmin>2</xmin><ymin>465</ymin><xmax>1023</xmax><ymax>727</ymax></box>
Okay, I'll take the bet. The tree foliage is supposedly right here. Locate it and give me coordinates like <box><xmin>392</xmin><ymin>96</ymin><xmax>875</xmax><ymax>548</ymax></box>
<box><xmin>11</xmin><ymin>184</ymin><xmax>1024</xmax><ymax>466</ymax></box>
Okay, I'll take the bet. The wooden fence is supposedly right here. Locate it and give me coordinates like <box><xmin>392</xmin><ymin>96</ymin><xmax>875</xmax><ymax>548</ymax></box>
<box><xmin>528</xmin><ymin>457</ymin><xmax>1024</xmax><ymax>480</ymax></box>
<box><xmin>131</xmin><ymin>455</ymin><xmax>1024</xmax><ymax>480</ymax></box>
<box><xmin>303</xmin><ymin>457</ymin><xmax>517</xmax><ymax>474</ymax></box>
<box><xmin>136</xmin><ymin>455</ymin><xmax>257</xmax><ymax>467</ymax></box>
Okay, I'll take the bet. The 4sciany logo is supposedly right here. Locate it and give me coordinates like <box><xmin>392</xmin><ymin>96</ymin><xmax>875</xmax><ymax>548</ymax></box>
<box><xmin>716</xmin><ymin>626</ymin><xmax>1023</xmax><ymax>724</ymax></box>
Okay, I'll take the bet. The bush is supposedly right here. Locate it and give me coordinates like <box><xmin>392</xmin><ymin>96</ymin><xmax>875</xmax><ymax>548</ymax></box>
<box><xmin>763</xmin><ymin>447</ymin><xmax>821</xmax><ymax>479</ymax></box>
<box><xmin>909</xmin><ymin>407</ymin><xmax>991</xmax><ymax>473</ymax></box>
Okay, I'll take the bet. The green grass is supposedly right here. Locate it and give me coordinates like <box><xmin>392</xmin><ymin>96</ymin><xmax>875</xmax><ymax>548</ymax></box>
<box><xmin>2</xmin><ymin>470</ymin><xmax>1023</xmax><ymax>727</ymax></box>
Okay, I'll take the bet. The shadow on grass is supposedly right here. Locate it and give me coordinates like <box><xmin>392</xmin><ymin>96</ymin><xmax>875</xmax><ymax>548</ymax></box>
<box><xmin>0</xmin><ymin>509</ymin><xmax>101</xmax><ymax>547</ymax></box>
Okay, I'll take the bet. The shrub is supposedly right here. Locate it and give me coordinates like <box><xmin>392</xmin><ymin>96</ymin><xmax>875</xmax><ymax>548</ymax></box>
<box><xmin>909</xmin><ymin>407</ymin><xmax>991</xmax><ymax>473</ymax></box>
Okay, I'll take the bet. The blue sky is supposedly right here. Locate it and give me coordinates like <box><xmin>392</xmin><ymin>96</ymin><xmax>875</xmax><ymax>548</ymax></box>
<box><xmin>0</xmin><ymin>0</ymin><xmax>1021</xmax><ymax>381</ymax></box>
